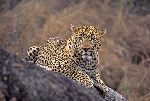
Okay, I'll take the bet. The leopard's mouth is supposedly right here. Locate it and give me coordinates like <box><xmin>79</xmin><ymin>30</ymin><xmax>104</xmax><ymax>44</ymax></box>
<box><xmin>82</xmin><ymin>55</ymin><xmax>92</xmax><ymax>60</ymax></box>
<box><xmin>81</xmin><ymin>48</ymin><xmax>93</xmax><ymax>60</ymax></box>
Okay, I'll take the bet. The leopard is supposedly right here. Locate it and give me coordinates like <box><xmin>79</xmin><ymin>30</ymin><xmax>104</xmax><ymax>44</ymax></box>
<box><xmin>26</xmin><ymin>25</ymin><xmax>107</xmax><ymax>95</ymax></box>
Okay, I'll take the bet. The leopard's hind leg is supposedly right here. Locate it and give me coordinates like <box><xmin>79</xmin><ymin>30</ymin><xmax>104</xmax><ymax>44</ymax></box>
<box><xmin>26</xmin><ymin>46</ymin><xmax>40</xmax><ymax>63</ymax></box>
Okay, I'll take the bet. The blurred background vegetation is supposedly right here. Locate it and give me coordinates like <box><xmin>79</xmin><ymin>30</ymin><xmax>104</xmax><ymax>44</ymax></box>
<box><xmin>0</xmin><ymin>0</ymin><xmax>150</xmax><ymax>101</ymax></box>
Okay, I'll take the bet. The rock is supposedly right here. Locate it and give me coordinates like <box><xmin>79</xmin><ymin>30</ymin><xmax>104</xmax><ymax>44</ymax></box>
<box><xmin>0</xmin><ymin>47</ymin><xmax>104</xmax><ymax>101</ymax></box>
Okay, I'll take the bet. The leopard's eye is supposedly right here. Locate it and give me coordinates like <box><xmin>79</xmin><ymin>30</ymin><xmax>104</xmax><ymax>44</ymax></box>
<box><xmin>93</xmin><ymin>37</ymin><xmax>98</xmax><ymax>42</ymax></box>
<box><xmin>79</xmin><ymin>33</ymin><xmax>83</xmax><ymax>37</ymax></box>
<box><xmin>80</xmin><ymin>39</ymin><xmax>83</xmax><ymax>43</ymax></box>
<box><xmin>77</xmin><ymin>36</ymin><xmax>83</xmax><ymax>42</ymax></box>
<box><xmin>78</xmin><ymin>36</ymin><xmax>82</xmax><ymax>39</ymax></box>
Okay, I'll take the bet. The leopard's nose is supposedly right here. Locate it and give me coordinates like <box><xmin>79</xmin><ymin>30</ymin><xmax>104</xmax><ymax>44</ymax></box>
<box><xmin>82</xmin><ymin>40</ymin><xmax>91</xmax><ymax>49</ymax></box>
<box><xmin>83</xmin><ymin>48</ymin><xmax>90</xmax><ymax>52</ymax></box>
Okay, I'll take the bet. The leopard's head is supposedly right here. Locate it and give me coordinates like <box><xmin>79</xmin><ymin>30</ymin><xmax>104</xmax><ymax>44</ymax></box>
<box><xmin>66</xmin><ymin>25</ymin><xmax>106</xmax><ymax>69</ymax></box>
<box><xmin>71</xmin><ymin>25</ymin><xmax>106</xmax><ymax>57</ymax></box>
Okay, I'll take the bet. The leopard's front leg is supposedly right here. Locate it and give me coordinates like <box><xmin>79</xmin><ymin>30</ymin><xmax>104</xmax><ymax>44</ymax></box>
<box><xmin>94</xmin><ymin>73</ymin><xmax>108</xmax><ymax>95</ymax></box>
<box><xmin>70</xmin><ymin>70</ymin><xmax>94</xmax><ymax>88</ymax></box>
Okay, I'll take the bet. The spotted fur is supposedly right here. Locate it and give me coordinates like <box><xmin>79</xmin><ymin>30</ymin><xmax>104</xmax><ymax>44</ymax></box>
<box><xmin>26</xmin><ymin>25</ymin><xmax>107</xmax><ymax>94</ymax></box>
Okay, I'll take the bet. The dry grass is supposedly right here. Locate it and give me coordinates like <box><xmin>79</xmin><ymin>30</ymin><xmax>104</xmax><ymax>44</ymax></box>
<box><xmin>0</xmin><ymin>0</ymin><xmax>149</xmax><ymax>100</ymax></box>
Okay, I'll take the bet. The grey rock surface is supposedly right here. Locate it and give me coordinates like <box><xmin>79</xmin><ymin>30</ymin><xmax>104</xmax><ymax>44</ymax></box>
<box><xmin>0</xmin><ymin>47</ymin><xmax>104</xmax><ymax>101</ymax></box>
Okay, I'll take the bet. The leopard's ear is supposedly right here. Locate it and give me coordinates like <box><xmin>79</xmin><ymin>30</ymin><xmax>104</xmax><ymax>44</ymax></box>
<box><xmin>102</xmin><ymin>28</ymin><xmax>106</xmax><ymax>35</ymax></box>
<box><xmin>70</xmin><ymin>24</ymin><xmax>76</xmax><ymax>32</ymax></box>
<box><xmin>99</xmin><ymin>28</ymin><xmax>106</xmax><ymax>37</ymax></box>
